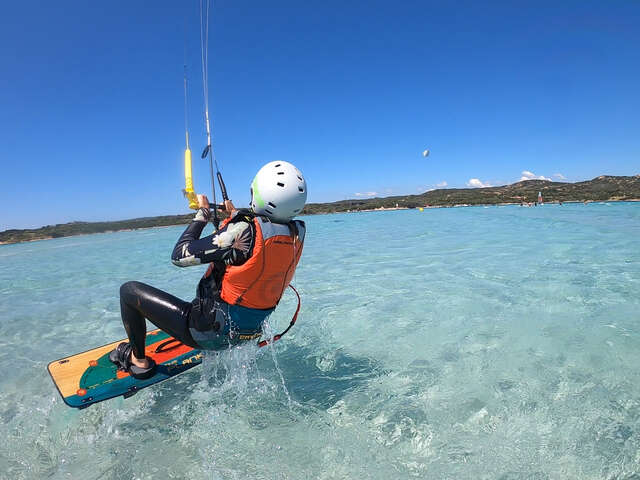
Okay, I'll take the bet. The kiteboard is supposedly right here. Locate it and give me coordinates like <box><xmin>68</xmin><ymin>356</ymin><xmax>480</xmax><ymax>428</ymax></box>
<box><xmin>47</xmin><ymin>329</ymin><xmax>202</xmax><ymax>409</ymax></box>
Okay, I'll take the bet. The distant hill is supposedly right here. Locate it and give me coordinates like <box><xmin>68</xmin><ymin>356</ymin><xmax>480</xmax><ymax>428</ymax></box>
<box><xmin>0</xmin><ymin>214</ymin><xmax>195</xmax><ymax>245</ymax></box>
<box><xmin>2</xmin><ymin>175</ymin><xmax>639</xmax><ymax>244</ymax></box>
<box><xmin>301</xmin><ymin>175</ymin><xmax>640</xmax><ymax>214</ymax></box>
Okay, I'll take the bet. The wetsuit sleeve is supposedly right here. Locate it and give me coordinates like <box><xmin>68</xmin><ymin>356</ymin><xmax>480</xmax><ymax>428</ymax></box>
<box><xmin>171</xmin><ymin>209</ymin><xmax>253</xmax><ymax>267</ymax></box>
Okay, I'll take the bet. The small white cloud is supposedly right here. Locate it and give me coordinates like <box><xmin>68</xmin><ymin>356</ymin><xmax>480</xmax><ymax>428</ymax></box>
<box><xmin>354</xmin><ymin>191</ymin><xmax>378</xmax><ymax>197</ymax></box>
<box><xmin>553</xmin><ymin>173</ymin><xmax>566</xmax><ymax>180</ymax></box>
<box><xmin>419</xmin><ymin>182</ymin><xmax>446</xmax><ymax>192</ymax></box>
<box><xmin>466</xmin><ymin>178</ymin><xmax>491</xmax><ymax>188</ymax></box>
<box><xmin>520</xmin><ymin>170</ymin><xmax>551</xmax><ymax>181</ymax></box>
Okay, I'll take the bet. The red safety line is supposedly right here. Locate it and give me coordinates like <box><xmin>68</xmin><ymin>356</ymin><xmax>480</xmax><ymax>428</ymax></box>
<box><xmin>257</xmin><ymin>284</ymin><xmax>301</xmax><ymax>348</ymax></box>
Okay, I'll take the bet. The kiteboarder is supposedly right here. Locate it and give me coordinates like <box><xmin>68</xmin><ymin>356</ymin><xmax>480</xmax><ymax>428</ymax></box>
<box><xmin>109</xmin><ymin>161</ymin><xmax>307</xmax><ymax>379</ymax></box>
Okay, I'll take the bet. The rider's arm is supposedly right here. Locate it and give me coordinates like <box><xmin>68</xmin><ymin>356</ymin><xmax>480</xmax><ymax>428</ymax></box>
<box><xmin>171</xmin><ymin>208</ymin><xmax>253</xmax><ymax>267</ymax></box>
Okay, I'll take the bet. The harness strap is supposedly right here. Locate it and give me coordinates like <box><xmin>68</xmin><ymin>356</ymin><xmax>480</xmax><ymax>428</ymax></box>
<box><xmin>154</xmin><ymin>338</ymin><xmax>183</xmax><ymax>353</ymax></box>
<box><xmin>257</xmin><ymin>284</ymin><xmax>301</xmax><ymax>348</ymax></box>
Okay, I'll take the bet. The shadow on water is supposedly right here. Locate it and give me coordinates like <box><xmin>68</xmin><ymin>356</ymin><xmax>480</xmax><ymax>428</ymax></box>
<box><xmin>119</xmin><ymin>342</ymin><xmax>387</xmax><ymax>416</ymax></box>
<box><xmin>264</xmin><ymin>344</ymin><xmax>388</xmax><ymax>409</ymax></box>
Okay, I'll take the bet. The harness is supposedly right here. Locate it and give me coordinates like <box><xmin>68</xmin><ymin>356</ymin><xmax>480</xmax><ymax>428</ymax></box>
<box><xmin>197</xmin><ymin>210</ymin><xmax>304</xmax><ymax>347</ymax></box>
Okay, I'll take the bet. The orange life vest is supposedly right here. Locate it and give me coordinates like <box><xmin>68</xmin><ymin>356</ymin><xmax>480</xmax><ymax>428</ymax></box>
<box><xmin>218</xmin><ymin>215</ymin><xmax>305</xmax><ymax>309</ymax></box>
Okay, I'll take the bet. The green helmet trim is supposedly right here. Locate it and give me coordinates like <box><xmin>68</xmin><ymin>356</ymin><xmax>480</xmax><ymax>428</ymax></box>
<box><xmin>251</xmin><ymin>177</ymin><xmax>265</xmax><ymax>209</ymax></box>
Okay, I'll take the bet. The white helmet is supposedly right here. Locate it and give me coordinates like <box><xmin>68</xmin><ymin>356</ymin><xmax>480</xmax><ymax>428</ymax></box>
<box><xmin>250</xmin><ymin>161</ymin><xmax>307</xmax><ymax>222</ymax></box>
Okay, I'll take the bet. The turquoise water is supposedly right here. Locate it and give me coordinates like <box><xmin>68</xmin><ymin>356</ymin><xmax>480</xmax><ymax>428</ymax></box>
<box><xmin>1</xmin><ymin>203</ymin><xmax>640</xmax><ymax>479</ymax></box>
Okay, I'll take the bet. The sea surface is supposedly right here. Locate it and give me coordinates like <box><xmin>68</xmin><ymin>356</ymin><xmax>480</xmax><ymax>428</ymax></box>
<box><xmin>1</xmin><ymin>202</ymin><xmax>639</xmax><ymax>480</ymax></box>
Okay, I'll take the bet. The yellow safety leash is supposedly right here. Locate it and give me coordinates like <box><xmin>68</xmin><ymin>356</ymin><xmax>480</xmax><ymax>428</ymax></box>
<box><xmin>183</xmin><ymin>133</ymin><xmax>198</xmax><ymax>210</ymax></box>
<box><xmin>181</xmin><ymin>52</ymin><xmax>198</xmax><ymax>211</ymax></box>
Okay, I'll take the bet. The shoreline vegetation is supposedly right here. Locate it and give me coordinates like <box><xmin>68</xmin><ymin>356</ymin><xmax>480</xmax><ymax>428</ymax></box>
<box><xmin>2</xmin><ymin>175</ymin><xmax>638</xmax><ymax>245</ymax></box>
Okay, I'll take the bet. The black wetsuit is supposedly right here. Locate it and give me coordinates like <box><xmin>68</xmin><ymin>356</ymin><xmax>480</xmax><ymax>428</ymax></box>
<box><xmin>120</xmin><ymin>208</ymin><xmax>256</xmax><ymax>358</ymax></box>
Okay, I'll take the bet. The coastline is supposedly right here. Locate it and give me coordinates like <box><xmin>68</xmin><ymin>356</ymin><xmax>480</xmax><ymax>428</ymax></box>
<box><xmin>3</xmin><ymin>198</ymin><xmax>639</xmax><ymax>246</ymax></box>
<box><xmin>0</xmin><ymin>223</ymin><xmax>184</xmax><ymax>246</ymax></box>
<box><xmin>307</xmin><ymin>198</ymin><xmax>640</xmax><ymax>215</ymax></box>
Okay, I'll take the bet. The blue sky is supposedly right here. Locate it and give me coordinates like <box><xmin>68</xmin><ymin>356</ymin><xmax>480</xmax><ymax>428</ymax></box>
<box><xmin>1</xmin><ymin>1</ymin><xmax>638</xmax><ymax>230</ymax></box>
